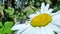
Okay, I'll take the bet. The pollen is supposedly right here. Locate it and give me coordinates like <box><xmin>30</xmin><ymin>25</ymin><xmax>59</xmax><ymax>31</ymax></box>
<box><xmin>30</xmin><ymin>14</ymin><xmax>52</xmax><ymax>27</ymax></box>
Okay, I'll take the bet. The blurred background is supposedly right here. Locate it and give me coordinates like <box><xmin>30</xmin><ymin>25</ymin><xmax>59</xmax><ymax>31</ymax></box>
<box><xmin>0</xmin><ymin>0</ymin><xmax>60</xmax><ymax>23</ymax></box>
<box><xmin>0</xmin><ymin>0</ymin><xmax>60</xmax><ymax>34</ymax></box>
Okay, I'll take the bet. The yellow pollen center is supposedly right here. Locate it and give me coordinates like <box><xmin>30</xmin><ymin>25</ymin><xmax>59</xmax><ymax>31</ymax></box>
<box><xmin>30</xmin><ymin>14</ymin><xmax>52</xmax><ymax>27</ymax></box>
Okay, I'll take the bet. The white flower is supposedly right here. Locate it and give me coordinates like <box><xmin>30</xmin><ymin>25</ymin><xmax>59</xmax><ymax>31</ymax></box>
<box><xmin>11</xmin><ymin>2</ymin><xmax>60</xmax><ymax>34</ymax></box>
<box><xmin>58</xmin><ymin>32</ymin><xmax>60</xmax><ymax>34</ymax></box>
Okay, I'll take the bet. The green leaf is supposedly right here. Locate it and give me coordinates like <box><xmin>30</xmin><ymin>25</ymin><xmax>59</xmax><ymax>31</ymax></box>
<box><xmin>30</xmin><ymin>1</ymin><xmax>34</xmax><ymax>6</ymax></box>
<box><xmin>4</xmin><ymin>21</ymin><xmax>14</xmax><ymax>28</ymax></box>
<box><xmin>4</xmin><ymin>21</ymin><xmax>13</xmax><ymax>34</ymax></box>
<box><xmin>36</xmin><ymin>2</ymin><xmax>40</xmax><ymax>7</ymax></box>
<box><xmin>0</xmin><ymin>22</ymin><xmax>3</xmax><ymax>27</ymax></box>
<box><xmin>0</xmin><ymin>28</ymin><xmax>4</xmax><ymax>34</ymax></box>
<box><xmin>4</xmin><ymin>27</ymin><xmax>12</xmax><ymax>33</ymax></box>
<box><xmin>5</xmin><ymin>7</ymin><xmax>14</xmax><ymax>15</ymax></box>
<box><xmin>0</xmin><ymin>5</ymin><xmax>4</xmax><ymax>11</ymax></box>
<box><xmin>54</xmin><ymin>31</ymin><xmax>57</xmax><ymax>34</ymax></box>
<box><xmin>31</xmin><ymin>0</ymin><xmax>34</xmax><ymax>4</ymax></box>
<box><xmin>9</xmin><ymin>15</ymin><xmax>15</xmax><ymax>18</ymax></box>
<box><xmin>45</xmin><ymin>0</ymin><xmax>51</xmax><ymax>4</ymax></box>
<box><xmin>0</xmin><ymin>22</ymin><xmax>4</xmax><ymax>34</ymax></box>
<box><xmin>53</xmin><ymin>5</ymin><xmax>60</xmax><ymax>13</ymax></box>
<box><xmin>24</xmin><ymin>6</ymin><xmax>35</xmax><ymax>16</ymax></box>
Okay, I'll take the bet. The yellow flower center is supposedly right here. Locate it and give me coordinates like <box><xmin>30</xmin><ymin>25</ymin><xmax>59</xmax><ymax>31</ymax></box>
<box><xmin>30</xmin><ymin>14</ymin><xmax>52</xmax><ymax>27</ymax></box>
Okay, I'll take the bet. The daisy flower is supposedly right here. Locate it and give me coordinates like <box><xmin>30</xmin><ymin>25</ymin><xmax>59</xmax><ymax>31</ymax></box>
<box><xmin>11</xmin><ymin>2</ymin><xmax>60</xmax><ymax>34</ymax></box>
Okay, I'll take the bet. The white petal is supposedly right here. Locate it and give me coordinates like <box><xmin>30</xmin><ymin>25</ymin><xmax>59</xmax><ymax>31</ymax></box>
<box><xmin>45</xmin><ymin>25</ymin><xmax>54</xmax><ymax>34</ymax></box>
<box><xmin>50</xmin><ymin>13</ymin><xmax>56</xmax><ymax>16</ymax></box>
<box><xmin>51</xmin><ymin>10</ymin><xmax>60</xmax><ymax>16</ymax></box>
<box><xmin>16</xmin><ymin>28</ymin><xmax>28</xmax><ymax>34</ymax></box>
<box><xmin>29</xmin><ymin>14</ymin><xmax>37</xmax><ymax>19</ymax></box>
<box><xmin>11</xmin><ymin>24</ymin><xmax>29</xmax><ymax>30</ymax></box>
<box><xmin>47</xmin><ymin>30</ymin><xmax>54</xmax><ymax>34</ymax></box>
<box><xmin>52</xmin><ymin>14</ymin><xmax>60</xmax><ymax>26</ymax></box>
<box><xmin>56</xmin><ymin>10</ymin><xmax>60</xmax><ymax>14</ymax></box>
<box><xmin>44</xmin><ymin>4</ymin><xmax>50</xmax><ymax>13</ymax></box>
<box><xmin>41</xmin><ymin>2</ymin><xmax>45</xmax><ymax>13</ymax></box>
<box><xmin>52</xmin><ymin>18</ymin><xmax>60</xmax><ymax>26</ymax></box>
<box><xmin>52</xmin><ymin>13</ymin><xmax>60</xmax><ymax>19</ymax></box>
<box><xmin>22</xmin><ymin>27</ymin><xmax>41</xmax><ymax>34</ymax></box>
<box><xmin>40</xmin><ymin>27</ymin><xmax>48</xmax><ymax>34</ymax></box>
<box><xmin>50</xmin><ymin>24</ymin><xmax>60</xmax><ymax>32</ymax></box>
<box><xmin>47</xmin><ymin>9</ymin><xmax>53</xmax><ymax>13</ymax></box>
<box><xmin>58</xmin><ymin>32</ymin><xmax>60</xmax><ymax>34</ymax></box>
